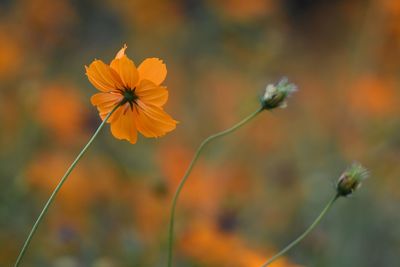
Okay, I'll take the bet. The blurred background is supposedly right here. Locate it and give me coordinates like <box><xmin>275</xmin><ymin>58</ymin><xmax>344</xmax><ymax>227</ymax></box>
<box><xmin>0</xmin><ymin>0</ymin><xmax>399</xmax><ymax>266</ymax></box>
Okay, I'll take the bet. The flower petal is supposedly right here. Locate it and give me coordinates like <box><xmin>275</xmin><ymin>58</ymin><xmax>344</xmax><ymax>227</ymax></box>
<box><xmin>101</xmin><ymin>104</ymin><xmax>124</xmax><ymax>123</ymax></box>
<box><xmin>91</xmin><ymin>92</ymin><xmax>124</xmax><ymax>122</ymax></box>
<box><xmin>91</xmin><ymin>92</ymin><xmax>123</xmax><ymax>107</ymax></box>
<box><xmin>86</xmin><ymin>60</ymin><xmax>123</xmax><ymax>92</ymax></box>
<box><xmin>110</xmin><ymin>107</ymin><xmax>138</xmax><ymax>144</ymax></box>
<box><xmin>135</xmin><ymin>79</ymin><xmax>168</xmax><ymax>107</ymax></box>
<box><xmin>133</xmin><ymin>100</ymin><xmax>177</xmax><ymax>137</ymax></box>
<box><xmin>110</xmin><ymin>47</ymin><xmax>139</xmax><ymax>89</ymax></box>
<box><xmin>138</xmin><ymin>58</ymin><xmax>167</xmax><ymax>85</ymax></box>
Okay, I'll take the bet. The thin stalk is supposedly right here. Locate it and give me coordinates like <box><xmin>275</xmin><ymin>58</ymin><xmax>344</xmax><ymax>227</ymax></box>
<box><xmin>261</xmin><ymin>194</ymin><xmax>339</xmax><ymax>267</ymax></box>
<box><xmin>167</xmin><ymin>107</ymin><xmax>264</xmax><ymax>267</ymax></box>
<box><xmin>14</xmin><ymin>104</ymin><xmax>120</xmax><ymax>267</ymax></box>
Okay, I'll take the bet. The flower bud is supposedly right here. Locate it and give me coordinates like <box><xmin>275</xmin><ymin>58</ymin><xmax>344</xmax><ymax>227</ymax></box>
<box><xmin>336</xmin><ymin>163</ymin><xmax>369</xmax><ymax>197</ymax></box>
<box><xmin>260</xmin><ymin>77</ymin><xmax>297</xmax><ymax>110</ymax></box>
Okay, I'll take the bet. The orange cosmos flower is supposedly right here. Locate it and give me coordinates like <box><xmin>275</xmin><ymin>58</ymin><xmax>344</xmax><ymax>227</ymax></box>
<box><xmin>86</xmin><ymin>45</ymin><xmax>177</xmax><ymax>144</ymax></box>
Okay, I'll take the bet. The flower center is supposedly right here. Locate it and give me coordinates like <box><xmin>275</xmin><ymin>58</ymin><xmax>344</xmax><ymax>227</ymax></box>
<box><xmin>121</xmin><ymin>88</ymin><xmax>138</xmax><ymax>108</ymax></box>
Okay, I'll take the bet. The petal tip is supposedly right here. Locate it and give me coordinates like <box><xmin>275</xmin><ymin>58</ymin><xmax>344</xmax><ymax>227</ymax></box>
<box><xmin>115</xmin><ymin>44</ymin><xmax>128</xmax><ymax>59</ymax></box>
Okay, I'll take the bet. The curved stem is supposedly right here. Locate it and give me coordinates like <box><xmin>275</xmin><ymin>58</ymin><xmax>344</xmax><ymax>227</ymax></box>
<box><xmin>261</xmin><ymin>194</ymin><xmax>339</xmax><ymax>267</ymax></box>
<box><xmin>14</xmin><ymin>104</ymin><xmax>120</xmax><ymax>267</ymax></box>
<box><xmin>167</xmin><ymin>107</ymin><xmax>264</xmax><ymax>267</ymax></box>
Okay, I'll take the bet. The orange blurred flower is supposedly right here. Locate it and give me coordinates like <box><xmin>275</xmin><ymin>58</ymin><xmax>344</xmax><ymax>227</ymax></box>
<box><xmin>86</xmin><ymin>45</ymin><xmax>177</xmax><ymax>144</ymax></box>
<box><xmin>0</xmin><ymin>26</ymin><xmax>23</xmax><ymax>80</ymax></box>
<box><xmin>208</xmin><ymin>0</ymin><xmax>275</xmax><ymax>21</ymax></box>
<box><xmin>349</xmin><ymin>75</ymin><xmax>397</xmax><ymax>118</ymax></box>
<box><xmin>17</xmin><ymin>0</ymin><xmax>77</xmax><ymax>47</ymax></box>
<box><xmin>36</xmin><ymin>83</ymin><xmax>87</xmax><ymax>143</ymax></box>
<box><xmin>180</xmin><ymin>221</ymin><xmax>300</xmax><ymax>267</ymax></box>
<box><xmin>26</xmin><ymin>151</ymin><xmax>122</xmax><ymax>231</ymax></box>
<box><xmin>107</xmin><ymin>0</ymin><xmax>183</xmax><ymax>34</ymax></box>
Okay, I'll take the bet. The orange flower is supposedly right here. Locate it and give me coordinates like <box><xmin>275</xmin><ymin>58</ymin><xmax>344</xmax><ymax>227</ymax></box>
<box><xmin>180</xmin><ymin>221</ymin><xmax>300</xmax><ymax>267</ymax></box>
<box><xmin>86</xmin><ymin>45</ymin><xmax>177</xmax><ymax>144</ymax></box>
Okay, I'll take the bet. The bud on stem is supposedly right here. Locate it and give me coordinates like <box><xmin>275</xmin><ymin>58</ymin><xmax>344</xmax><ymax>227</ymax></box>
<box><xmin>336</xmin><ymin>162</ymin><xmax>369</xmax><ymax>197</ymax></box>
<box><xmin>260</xmin><ymin>77</ymin><xmax>297</xmax><ymax>110</ymax></box>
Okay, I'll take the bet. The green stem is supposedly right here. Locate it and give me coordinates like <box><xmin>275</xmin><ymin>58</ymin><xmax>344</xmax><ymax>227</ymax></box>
<box><xmin>167</xmin><ymin>107</ymin><xmax>264</xmax><ymax>267</ymax></box>
<box><xmin>14</xmin><ymin>104</ymin><xmax>120</xmax><ymax>267</ymax></box>
<box><xmin>261</xmin><ymin>194</ymin><xmax>339</xmax><ymax>267</ymax></box>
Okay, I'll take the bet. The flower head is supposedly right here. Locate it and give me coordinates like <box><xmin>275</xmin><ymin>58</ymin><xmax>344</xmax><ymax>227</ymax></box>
<box><xmin>261</xmin><ymin>77</ymin><xmax>297</xmax><ymax>110</ymax></box>
<box><xmin>85</xmin><ymin>45</ymin><xmax>177</xmax><ymax>144</ymax></box>
<box><xmin>336</xmin><ymin>162</ymin><xmax>369</xmax><ymax>197</ymax></box>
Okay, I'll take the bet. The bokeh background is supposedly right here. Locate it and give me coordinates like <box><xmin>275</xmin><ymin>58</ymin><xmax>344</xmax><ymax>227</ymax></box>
<box><xmin>1</xmin><ymin>0</ymin><xmax>399</xmax><ymax>266</ymax></box>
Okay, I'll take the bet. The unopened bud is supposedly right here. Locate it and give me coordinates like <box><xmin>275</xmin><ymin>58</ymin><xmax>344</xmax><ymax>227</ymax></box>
<box><xmin>261</xmin><ymin>77</ymin><xmax>297</xmax><ymax>110</ymax></box>
<box><xmin>336</xmin><ymin>163</ymin><xmax>369</xmax><ymax>197</ymax></box>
